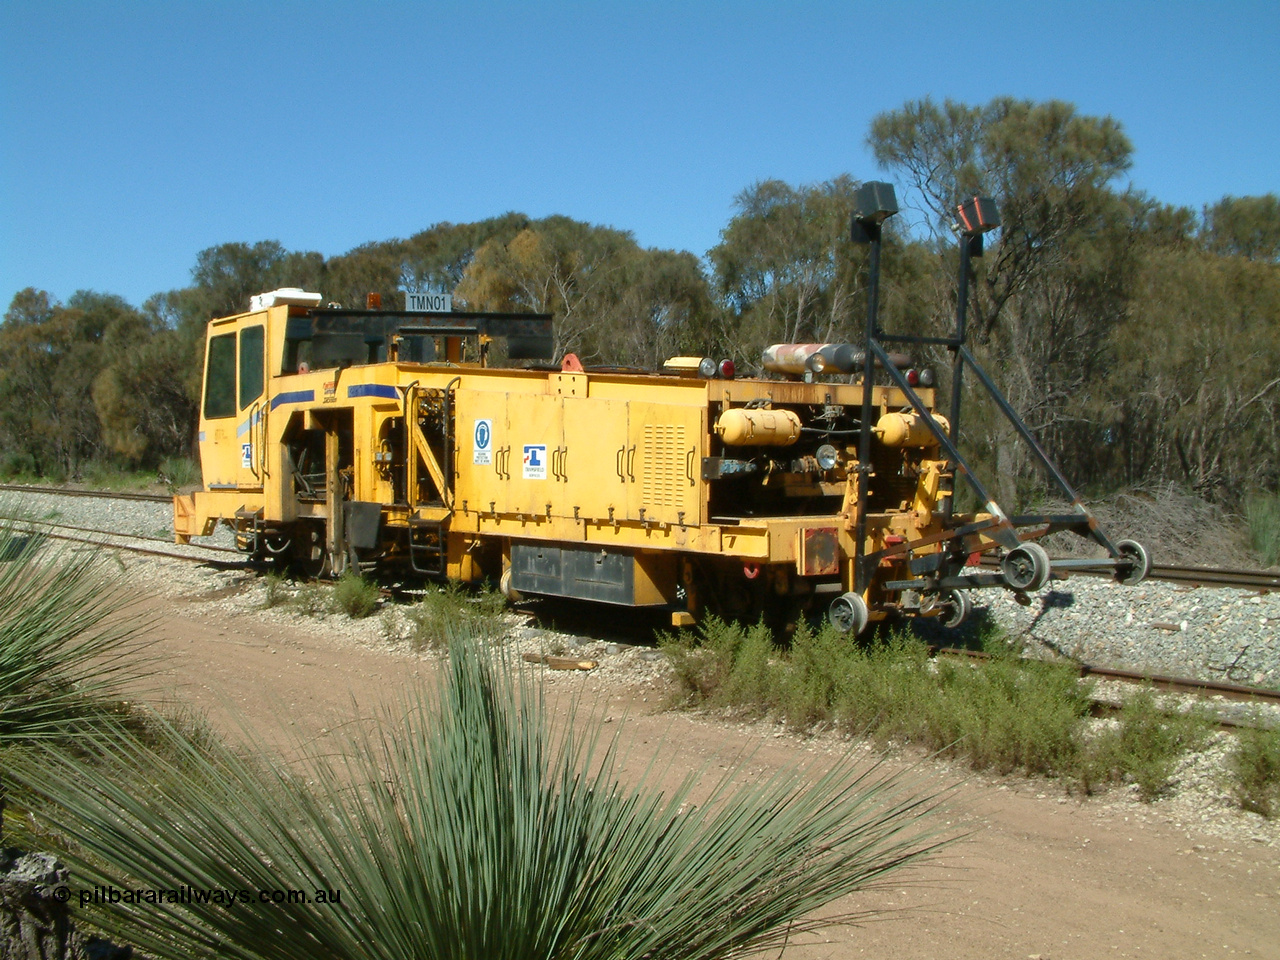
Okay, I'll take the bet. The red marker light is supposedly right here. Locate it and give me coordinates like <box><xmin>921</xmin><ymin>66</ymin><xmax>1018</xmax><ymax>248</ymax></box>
<box><xmin>718</xmin><ymin>358</ymin><xmax>735</xmax><ymax>379</ymax></box>
<box><xmin>905</xmin><ymin>368</ymin><xmax>920</xmax><ymax>387</ymax></box>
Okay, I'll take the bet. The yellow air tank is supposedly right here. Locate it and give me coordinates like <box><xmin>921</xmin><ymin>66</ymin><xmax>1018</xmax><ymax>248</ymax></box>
<box><xmin>715</xmin><ymin>408</ymin><xmax>802</xmax><ymax>446</ymax></box>
<box><xmin>874</xmin><ymin>411</ymin><xmax>949</xmax><ymax>448</ymax></box>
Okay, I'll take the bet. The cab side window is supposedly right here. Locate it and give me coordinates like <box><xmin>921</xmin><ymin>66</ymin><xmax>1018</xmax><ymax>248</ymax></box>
<box><xmin>204</xmin><ymin>333</ymin><xmax>236</xmax><ymax>419</ymax></box>
<box><xmin>239</xmin><ymin>325</ymin><xmax>264</xmax><ymax>409</ymax></box>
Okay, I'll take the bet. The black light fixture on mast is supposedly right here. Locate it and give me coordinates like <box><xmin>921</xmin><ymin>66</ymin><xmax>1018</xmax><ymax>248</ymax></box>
<box><xmin>850</xmin><ymin>181</ymin><xmax>899</xmax><ymax>593</ymax></box>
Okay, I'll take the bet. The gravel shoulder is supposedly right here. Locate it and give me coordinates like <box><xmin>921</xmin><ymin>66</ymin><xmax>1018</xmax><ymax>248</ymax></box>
<box><xmin>113</xmin><ymin>551</ymin><xmax>1280</xmax><ymax>960</ymax></box>
<box><xmin>10</xmin><ymin>490</ymin><xmax>1280</xmax><ymax>957</ymax></box>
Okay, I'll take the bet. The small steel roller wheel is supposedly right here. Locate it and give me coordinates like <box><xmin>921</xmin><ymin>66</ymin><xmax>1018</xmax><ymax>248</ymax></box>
<box><xmin>828</xmin><ymin>591</ymin><xmax>869</xmax><ymax>635</ymax></box>
<box><xmin>1113</xmin><ymin>539</ymin><xmax>1151</xmax><ymax>586</ymax></box>
<box><xmin>942</xmin><ymin>588</ymin><xmax>972</xmax><ymax>629</ymax></box>
<box><xmin>499</xmin><ymin>567</ymin><xmax>523</xmax><ymax>603</ymax></box>
<box><xmin>1000</xmin><ymin>542</ymin><xmax>1051</xmax><ymax>592</ymax></box>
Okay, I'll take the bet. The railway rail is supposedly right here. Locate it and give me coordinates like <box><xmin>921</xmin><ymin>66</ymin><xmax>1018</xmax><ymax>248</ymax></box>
<box><xmin>932</xmin><ymin>646</ymin><xmax>1280</xmax><ymax>706</ymax></box>
<box><xmin>1</xmin><ymin>515</ymin><xmax>243</xmax><ymax>566</ymax></box>
<box><xmin>0</xmin><ymin>482</ymin><xmax>172</xmax><ymax>504</ymax></box>
<box><xmin>5</xmin><ymin>501</ymin><xmax>1277</xmax><ymax>722</ymax></box>
<box><xmin>1152</xmin><ymin>563</ymin><xmax>1280</xmax><ymax>591</ymax></box>
<box><xmin>5</xmin><ymin>483</ymin><xmax>1279</xmax><ymax>591</ymax></box>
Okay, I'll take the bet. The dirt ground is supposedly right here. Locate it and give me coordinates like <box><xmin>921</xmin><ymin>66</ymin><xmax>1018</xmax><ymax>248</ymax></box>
<box><xmin>123</xmin><ymin>564</ymin><xmax>1280</xmax><ymax>960</ymax></box>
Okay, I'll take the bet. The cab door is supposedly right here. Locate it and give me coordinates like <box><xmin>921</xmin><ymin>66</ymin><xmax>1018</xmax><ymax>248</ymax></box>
<box><xmin>235</xmin><ymin>323</ymin><xmax>267</xmax><ymax>489</ymax></box>
<box><xmin>198</xmin><ymin>323</ymin><xmax>240</xmax><ymax>489</ymax></box>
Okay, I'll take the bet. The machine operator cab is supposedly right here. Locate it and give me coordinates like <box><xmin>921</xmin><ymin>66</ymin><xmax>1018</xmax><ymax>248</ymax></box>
<box><xmin>194</xmin><ymin>288</ymin><xmax>555</xmax><ymax>495</ymax></box>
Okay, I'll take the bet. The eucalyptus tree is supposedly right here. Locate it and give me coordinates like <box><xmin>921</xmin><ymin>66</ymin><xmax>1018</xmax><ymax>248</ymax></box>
<box><xmin>868</xmin><ymin>97</ymin><xmax>1137</xmax><ymax>501</ymax></box>
<box><xmin>457</xmin><ymin>215</ymin><xmax>712</xmax><ymax>366</ymax></box>
<box><xmin>708</xmin><ymin>176</ymin><xmax>867</xmax><ymax>367</ymax></box>
<box><xmin>1201</xmin><ymin>193</ymin><xmax>1280</xmax><ymax>262</ymax></box>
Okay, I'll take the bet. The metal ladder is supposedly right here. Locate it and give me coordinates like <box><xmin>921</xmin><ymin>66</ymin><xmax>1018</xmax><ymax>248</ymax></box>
<box><xmin>407</xmin><ymin>517</ymin><xmax>447</xmax><ymax>576</ymax></box>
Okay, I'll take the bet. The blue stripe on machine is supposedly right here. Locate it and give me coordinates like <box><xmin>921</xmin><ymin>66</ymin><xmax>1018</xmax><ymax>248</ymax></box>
<box><xmin>235</xmin><ymin>408</ymin><xmax>264</xmax><ymax>438</ymax></box>
<box><xmin>270</xmin><ymin>390</ymin><xmax>316</xmax><ymax>410</ymax></box>
<box><xmin>347</xmin><ymin>384</ymin><xmax>399</xmax><ymax>400</ymax></box>
<box><xmin>197</xmin><ymin>431</ymin><xmax>206</xmax><ymax>442</ymax></box>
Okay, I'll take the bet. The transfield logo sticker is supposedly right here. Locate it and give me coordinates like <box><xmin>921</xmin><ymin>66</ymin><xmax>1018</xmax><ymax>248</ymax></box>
<box><xmin>523</xmin><ymin>444</ymin><xmax>547</xmax><ymax>480</ymax></box>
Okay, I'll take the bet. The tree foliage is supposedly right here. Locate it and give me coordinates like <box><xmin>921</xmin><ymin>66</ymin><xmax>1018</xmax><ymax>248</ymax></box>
<box><xmin>709</xmin><ymin>177</ymin><xmax>865</xmax><ymax>366</ymax></box>
<box><xmin>868</xmin><ymin>97</ymin><xmax>1142</xmax><ymax>501</ymax></box>
<box><xmin>457</xmin><ymin>216</ymin><xmax>712</xmax><ymax>365</ymax></box>
<box><xmin>2</xmin><ymin>97</ymin><xmax>1277</xmax><ymax>521</ymax></box>
<box><xmin>1202</xmin><ymin>194</ymin><xmax>1280</xmax><ymax>262</ymax></box>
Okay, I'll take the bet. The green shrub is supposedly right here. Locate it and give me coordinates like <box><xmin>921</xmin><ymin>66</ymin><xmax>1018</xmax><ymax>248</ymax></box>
<box><xmin>826</xmin><ymin>631</ymin><xmax>933</xmax><ymax>738</ymax></box>
<box><xmin>1245</xmin><ymin>492</ymin><xmax>1280</xmax><ymax>567</ymax></box>
<box><xmin>9</xmin><ymin>633</ymin><xmax>954</xmax><ymax>960</ymax></box>
<box><xmin>1230</xmin><ymin>725</ymin><xmax>1280</xmax><ymax>818</ymax></box>
<box><xmin>1093</xmin><ymin>689</ymin><xmax>1213</xmax><ymax>801</ymax></box>
<box><xmin>660</xmin><ymin>616</ymin><xmax>742</xmax><ymax>705</ymax></box>
<box><xmin>261</xmin><ymin>572</ymin><xmax>289</xmax><ymax>609</ymax></box>
<box><xmin>404</xmin><ymin>581</ymin><xmax>507</xmax><ymax>650</ymax></box>
<box><xmin>79</xmin><ymin>462</ymin><xmax>152</xmax><ymax>491</ymax></box>
<box><xmin>0</xmin><ymin>451</ymin><xmax>38</xmax><ymax>479</ymax></box>
<box><xmin>158</xmin><ymin>456</ymin><xmax>201</xmax><ymax>492</ymax></box>
<box><xmin>332</xmin><ymin>570</ymin><xmax>380</xmax><ymax>618</ymax></box>
<box><xmin>667</xmin><ymin>620</ymin><xmax>1105</xmax><ymax>783</ymax></box>
<box><xmin>291</xmin><ymin>582</ymin><xmax>330</xmax><ymax>616</ymax></box>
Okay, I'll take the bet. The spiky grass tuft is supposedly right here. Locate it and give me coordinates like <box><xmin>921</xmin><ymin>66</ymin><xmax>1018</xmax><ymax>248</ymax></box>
<box><xmin>0</xmin><ymin>515</ymin><xmax>152</xmax><ymax>745</ymax></box>
<box><xmin>12</xmin><ymin>634</ymin><xmax>955</xmax><ymax>960</ymax></box>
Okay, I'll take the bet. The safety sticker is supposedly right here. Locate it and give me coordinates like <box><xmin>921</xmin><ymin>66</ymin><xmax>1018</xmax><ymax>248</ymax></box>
<box><xmin>473</xmin><ymin>419</ymin><xmax>493</xmax><ymax>465</ymax></box>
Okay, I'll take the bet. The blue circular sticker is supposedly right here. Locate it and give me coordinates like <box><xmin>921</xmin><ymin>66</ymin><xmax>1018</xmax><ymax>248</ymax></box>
<box><xmin>474</xmin><ymin>420</ymin><xmax>491</xmax><ymax>448</ymax></box>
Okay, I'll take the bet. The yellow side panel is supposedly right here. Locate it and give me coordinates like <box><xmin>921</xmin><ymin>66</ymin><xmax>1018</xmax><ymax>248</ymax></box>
<box><xmin>453</xmin><ymin>390</ymin><xmax>511</xmax><ymax>515</ymax></box>
<box><xmin>626</xmin><ymin>401</ymin><xmax>703</xmax><ymax>525</ymax></box>
<box><xmin>504</xmin><ymin>393</ymin><xmax>562</xmax><ymax>516</ymax></box>
<box><xmin>561</xmin><ymin>396</ymin><xmax>628</xmax><ymax>522</ymax></box>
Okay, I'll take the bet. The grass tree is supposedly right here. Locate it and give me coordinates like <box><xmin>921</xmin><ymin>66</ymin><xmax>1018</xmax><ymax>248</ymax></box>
<box><xmin>0</xmin><ymin>516</ymin><xmax>151</xmax><ymax>842</ymax></box>
<box><xmin>12</xmin><ymin>631</ymin><xmax>955</xmax><ymax>960</ymax></box>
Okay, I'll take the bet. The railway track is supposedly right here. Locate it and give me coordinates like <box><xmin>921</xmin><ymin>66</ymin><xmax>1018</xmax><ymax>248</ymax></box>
<box><xmin>1</xmin><ymin>515</ymin><xmax>244</xmax><ymax>566</ymax></box>
<box><xmin>7</xmin><ymin>498</ymin><xmax>1278</xmax><ymax>722</ymax></box>
<box><xmin>8</xmin><ymin>483</ymin><xmax>1278</xmax><ymax>590</ymax></box>
<box><xmin>1152</xmin><ymin>563</ymin><xmax>1280</xmax><ymax>591</ymax></box>
<box><xmin>932</xmin><ymin>645</ymin><xmax>1280</xmax><ymax>706</ymax></box>
<box><xmin>0</xmin><ymin>482</ymin><xmax>172</xmax><ymax>504</ymax></box>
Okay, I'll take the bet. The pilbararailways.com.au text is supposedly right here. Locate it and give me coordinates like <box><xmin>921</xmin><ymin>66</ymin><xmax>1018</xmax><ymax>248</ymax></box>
<box><xmin>63</xmin><ymin>884</ymin><xmax>342</xmax><ymax>908</ymax></box>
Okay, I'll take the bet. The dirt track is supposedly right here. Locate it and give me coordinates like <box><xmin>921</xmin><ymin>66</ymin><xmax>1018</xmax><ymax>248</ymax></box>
<box><xmin>126</xmin><ymin>561</ymin><xmax>1280</xmax><ymax>960</ymax></box>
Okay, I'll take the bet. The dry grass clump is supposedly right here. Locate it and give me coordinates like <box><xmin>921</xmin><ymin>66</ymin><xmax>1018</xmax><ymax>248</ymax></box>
<box><xmin>1038</xmin><ymin>483</ymin><xmax>1255</xmax><ymax>568</ymax></box>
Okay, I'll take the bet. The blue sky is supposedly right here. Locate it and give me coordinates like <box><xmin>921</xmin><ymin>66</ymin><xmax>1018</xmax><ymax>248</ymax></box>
<box><xmin>2</xmin><ymin>0</ymin><xmax>1277</xmax><ymax>310</ymax></box>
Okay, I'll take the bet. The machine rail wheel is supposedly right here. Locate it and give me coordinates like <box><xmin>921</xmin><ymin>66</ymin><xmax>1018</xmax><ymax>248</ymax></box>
<box><xmin>499</xmin><ymin>567</ymin><xmax>523</xmax><ymax>603</ymax></box>
<box><xmin>828</xmin><ymin>591</ymin><xmax>869</xmax><ymax>635</ymax></box>
<box><xmin>1114</xmin><ymin>539</ymin><xmax>1151</xmax><ymax>586</ymax></box>
<box><xmin>1001</xmin><ymin>542</ymin><xmax>1050</xmax><ymax>592</ymax></box>
<box><xmin>942</xmin><ymin>588</ymin><xmax>972</xmax><ymax>629</ymax></box>
<box><xmin>293</xmin><ymin>521</ymin><xmax>328</xmax><ymax>579</ymax></box>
